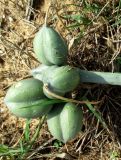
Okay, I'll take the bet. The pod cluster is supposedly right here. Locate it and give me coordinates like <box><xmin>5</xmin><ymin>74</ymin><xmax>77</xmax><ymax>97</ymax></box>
<box><xmin>4</xmin><ymin>25</ymin><xmax>83</xmax><ymax>143</ymax></box>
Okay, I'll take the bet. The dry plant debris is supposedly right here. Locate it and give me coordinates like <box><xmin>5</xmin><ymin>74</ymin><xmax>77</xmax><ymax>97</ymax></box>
<box><xmin>0</xmin><ymin>0</ymin><xmax>121</xmax><ymax>159</ymax></box>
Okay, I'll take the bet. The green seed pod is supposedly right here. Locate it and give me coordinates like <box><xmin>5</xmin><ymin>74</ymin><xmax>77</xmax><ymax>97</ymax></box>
<box><xmin>4</xmin><ymin>78</ymin><xmax>53</xmax><ymax>119</ymax></box>
<box><xmin>47</xmin><ymin>65</ymin><xmax>81</xmax><ymax>94</ymax></box>
<box><xmin>47</xmin><ymin>103</ymin><xmax>83</xmax><ymax>143</ymax></box>
<box><xmin>33</xmin><ymin>25</ymin><xmax>68</xmax><ymax>65</ymax></box>
<box><xmin>31</xmin><ymin>65</ymin><xmax>81</xmax><ymax>97</ymax></box>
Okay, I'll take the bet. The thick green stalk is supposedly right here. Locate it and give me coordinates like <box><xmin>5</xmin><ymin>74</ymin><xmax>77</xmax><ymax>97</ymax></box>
<box><xmin>31</xmin><ymin>65</ymin><xmax>121</xmax><ymax>86</ymax></box>
<box><xmin>78</xmin><ymin>69</ymin><xmax>121</xmax><ymax>86</ymax></box>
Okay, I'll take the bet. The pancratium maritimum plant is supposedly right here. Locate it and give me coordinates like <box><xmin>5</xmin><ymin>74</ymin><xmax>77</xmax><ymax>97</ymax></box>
<box><xmin>4</xmin><ymin>14</ymin><xmax>121</xmax><ymax>143</ymax></box>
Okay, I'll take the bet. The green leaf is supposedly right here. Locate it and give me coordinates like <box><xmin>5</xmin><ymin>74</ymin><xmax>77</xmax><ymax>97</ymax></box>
<box><xmin>53</xmin><ymin>140</ymin><xmax>63</xmax><ymax>148</ymax></box>
<box><xmin>0</xmin><ymin>144</ymin><xmax>21</xmax><ymax>157</ymax></box>
<box><xmin>24</xmin><ymin>119</ymin><xmax>31</xmax><ymax>143</ymax></box>
<box><xmin>82</xmin><ymin>97</ymin><xmax>107</xmax><ymax>129</ymax></box>
<box><xmin>19</xmin><ymin>99</ymin><xmax>64</xmax><ymax>110</ymax></box>
<box><xmin>116</xmin><ymin>57</ymin><xmax>121</xmax><ymax>65</ymax></box>
<box><xmin>19</xmin><ymin>140</ymin><xmax>24</xmax><ymax>154</ymax></box>
<box><xmin>63</xmin><ymin>14</ymin><xmax>91</xmax><ymax>25</ymax></box>
<box><xmin>0</xmin><ymin>144</ymin><xmax>9</xmax><ymax>153</ymax></box>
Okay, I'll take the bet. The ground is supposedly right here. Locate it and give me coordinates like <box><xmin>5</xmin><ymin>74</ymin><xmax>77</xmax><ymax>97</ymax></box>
<box><xmin>0</xmin><ymin>0</ymin><xmax>121</xmax><ymax>159</ymax></box>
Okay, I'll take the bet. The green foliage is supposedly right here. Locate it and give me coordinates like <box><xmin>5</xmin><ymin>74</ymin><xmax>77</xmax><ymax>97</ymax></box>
<box><xmin>53</xmin><ymin>140</ymin><xmax>63</xmax><ymax>149</ymax></box>
<box><xmin>0</xmin><ymin>117</ymin><xmax>45</xmax><ymax>159</ymax></box>
<box><xmin>82</xmin><ymin>1</ymin><xmax>101</xmax><ymax>15</ymax></box>
<box><xmin>116</xmin><ymin>57</ymin><xmax>121</xmax><ymax>65</ymax></box>
<box><xmin>63</xmin><ymin>14</ymin><xmax>91</xmax><ymax>26</ymax></box>
<box><xmin>0</xmin><ymin>144</ymin><xmax>22</xmax><ymax>160</ymax></box>
<box><xmin>24</xmin><ymin>119</ymin><xmax>31</xmax><ymax>142</ymax></box>
<box><xmin>109</xmin><ymin>150</ymin><xmax>120</xmax><ymax>160</ymax></box>
<box><xmin>82</xmin><ymin>97</ymin><xmax>107</xmax><ymax>129</ymax></box>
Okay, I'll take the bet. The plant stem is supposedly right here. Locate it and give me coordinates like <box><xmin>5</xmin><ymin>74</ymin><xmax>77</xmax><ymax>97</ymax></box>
<box><xmin>44</xmin><ymin>84</ymin><xmax>101</xmax><ymax>105</ymax></box>
<box><xmin>79</xmin><ymin>69</ymin><xmax>121</xmax><ymax>86</ymax></box>
<box><xmin>31</xmin><ymin>65</ymin><xmax>121</xmax><ymax>86</ymax></box>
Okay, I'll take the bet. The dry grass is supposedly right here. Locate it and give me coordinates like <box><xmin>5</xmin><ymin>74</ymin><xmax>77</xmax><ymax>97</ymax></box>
<box><xmin>1</xmin><ymin>0</ymin><xmax>121</xmax><ymax>159</ymax></box>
